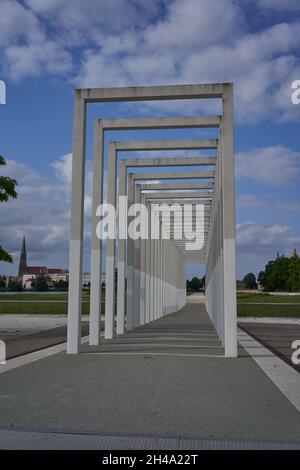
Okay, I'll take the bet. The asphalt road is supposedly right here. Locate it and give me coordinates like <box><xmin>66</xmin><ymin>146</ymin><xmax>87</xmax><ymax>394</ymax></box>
<box><xmin>238</xmin><ymin>321</ymin><xmax>300</xmax><ymax>372</ymax></box>
<box><xmin>3</xmin><ymin>323</ymin><xmax>90</xmax><ymax>360</ymax></box>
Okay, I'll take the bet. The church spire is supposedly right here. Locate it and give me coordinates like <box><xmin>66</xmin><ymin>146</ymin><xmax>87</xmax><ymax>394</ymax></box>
<box><xmin>18</xmin><ymin>235</ymin><xmax>27</xmax><ymax>277</ymax></box>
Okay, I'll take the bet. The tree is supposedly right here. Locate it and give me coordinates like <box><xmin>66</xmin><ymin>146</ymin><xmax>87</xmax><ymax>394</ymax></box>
<box><xmin>258</xmin><ymin>254</ymin><xmax>300</xmax><ymax>292</ymax></box>
<box><xmin>243</xmin><ymin>272</ymin><xmax>257</xmax><ymax>289</ymax></box>
<box><xmin>0</xmin><ymin>155</ymin><xmax>17</xmax><ymax>263</ymax></box>
<box><xmin>257</xmin><ymin>271</ymin><xmax>265</xmax><ymax>285</ymax></box>
<box><xmin>263</xmin><ymin>256</ymin><xmax>290</xmax><ymax>291</ymax></box>
<box><xmin>33</xmin><ymin>275</ymin><xmax>49</xmax><ymax>292</ymax></box>
<box><xmin>8</xmin><ymin>278</ymin><xmax>22</xmax><ymax>291</ymax></box>
<box><xmin>189</xmin><ymin>276</ymin><xmax>202</xmax><ymax>291</ymax></box>
<box><xmin>53</xmin><ymin>279</ymin><xmax>68</xmax><ymax>291</ymax></box>
<box><xmin>287</xmin><ymin>256</ymin><xmax>300</xmax><ymax>292</ymax></box>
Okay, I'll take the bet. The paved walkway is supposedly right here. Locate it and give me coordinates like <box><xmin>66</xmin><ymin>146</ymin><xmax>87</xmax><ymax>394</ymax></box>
<box><xmin>81</xmin><ymin>302</ymin><xmax>224</xmax><ymax>357</ymax></box>
<box><xmin>0</xmin><ymin>299</ymin><xmax>300</xmax><ymax>446</ymax></box>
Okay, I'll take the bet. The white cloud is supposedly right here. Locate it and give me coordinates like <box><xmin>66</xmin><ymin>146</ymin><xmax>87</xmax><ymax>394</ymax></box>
<box><xmin>1</xmin><ymin>1</ymin><xmax>300</xmax><ymax>123</ymax></box>
<box><xmin>144</xmin><ymin>0</ymin><xmax>243</xmax><ymax>51</ymax></box>
<box><xmin>75</xmin><ymin>12</ymin><xmax>300</xmax><ymax>123</ymax></box>
<box><xmin>0</xmin><ymin>0</ymin><xmax>72</xmax><ymax>81</ymax></box>
<box><xmin>25</xmin><ymin>0</ymin><xmax>163</xmax><ymax>45</ymax></box>
<box><xmin>0</xmin><ymin>0</ymin><xmax>43</xmax><ymax>46</ymax></box>
<box><xmin>0</xmin><ymin>154</ymin><xmax>94</xmax><ymax>274</ymax></box>
<box><xmin>236</xmin><ymin>145</ymin><xmax>300</xmax><ymax>186</ymax></box>
<box><xmin>4</xmin><ymin>40</ymin><xmax>72</xmax><ymax>81</ymax></box>
<box><xmin>237</xmin><ymin>221</ymin><xmax>300</xmax><ymax>255</ymax></box>
<box><xmin>50</xmin><ymin>152</ymin><xmax>73</xmax><ymax>186</ymax></box>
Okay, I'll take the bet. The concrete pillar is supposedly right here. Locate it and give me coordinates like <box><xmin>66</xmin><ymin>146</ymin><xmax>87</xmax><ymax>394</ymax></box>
<box><xmin>222</xmin><ymin>85</ymin><xmax>237</xmax><ymax>357</ymax></box>
<box><xmin>126</xmin><ymin>173</ymin><xmax>134</xmax><ymax>330</ymax></box>
<box><xmin>145</xmin><ymin>203</ymin><xmax>151</xmax><ymax>324</ymax></box>
<box><xmin>140</xmin><ymin>193</ymin><xmax>147</xmax><ymax>325</ymax></box>
<box><xmin>89</xmin><ymin>121</ymin><xmax>104</xmax><ymax>345</ymax></box>
<box><xmin>105</xmin><ymin>143</ymin><xmax>117</xmax><ymax>339</ymax></box>
<box><xmin>117</xmin><ymin>160</ymin><xmax>127</xmax><ymax>335</ymax></box>
<box><xmin>67</xmin><ymin>92</ymin><xmax>86</xmax><ymax>354</ymax></box>
<box><xmin>133</xmin><ymin>185</ymin><xmax>141</xmax><ymax>327</ymax></box>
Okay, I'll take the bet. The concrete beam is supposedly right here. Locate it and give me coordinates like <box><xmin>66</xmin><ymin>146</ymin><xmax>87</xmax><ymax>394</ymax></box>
<box><xmin>77</xmin><ymin>83</ymin><xmax>228</xmax><ymax>102</ymax></box>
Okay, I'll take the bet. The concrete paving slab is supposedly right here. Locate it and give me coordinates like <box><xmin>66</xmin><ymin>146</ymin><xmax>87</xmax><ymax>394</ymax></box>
<box><xmin>81</xmin><ymin>304</ymin><xmax>224</xmax><ymax>357</ymax></box>
<box><xmin>0</xmin><ymin>303</ymin><xmax>300</xmax><ymax>442</ymax></box>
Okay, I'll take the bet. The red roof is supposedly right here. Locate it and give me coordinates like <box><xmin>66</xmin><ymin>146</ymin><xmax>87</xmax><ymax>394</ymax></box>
<box><xmin>26</xmin><ymin>266</ymin><xmax>47</xmax><ymax>274</ymax></box>
<box><xmin>47</xmin><ymin>268</ymin><xmax>68</xmax><ymax>274</ymax></box>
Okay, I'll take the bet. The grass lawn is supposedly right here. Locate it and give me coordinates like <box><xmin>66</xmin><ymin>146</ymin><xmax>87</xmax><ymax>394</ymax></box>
<box><xmin>237</xmin><ymin>292</ymin><xmax>300</xmax><ymax>317</ymax></box>
<box><xmin>0</xmin><ymin>292</ymin><xmax>91</xmax><ymax>301</ymax></box>
<box><xmin>0</xmin><ymin>292</ymin><xmax>103</xmax><ymax>315</ymax></box>
<box><xmin>237</xmin><ymin>303</ymin><xmax>300</xmax><ymax>318</ymax></box>
<box><xmin>1</xmin><ymin>292</ymin><xmax>300</xmax><ymax>317</ymax></box>
<box><xmin>237</xmin><ymin>292</ymin><xmax>300</xmax><ymax>303</ymax></box>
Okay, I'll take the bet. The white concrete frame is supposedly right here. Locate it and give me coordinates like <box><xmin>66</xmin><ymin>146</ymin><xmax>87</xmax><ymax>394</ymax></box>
<box><xmin>139</xmin><ymin>189</ymin><xmax>213</xmax><ymax>326</ymax></box>
<box><xmin>105</xmin><ymin>155</ymin><xmax>216</xmax><ymax>339</ymax></box>
<box><xmin>128</xmin><ymin>177</ymin><xmax>213</xmax><ymax>332</ymax></box>
<box><xmin>67</xmin><ymin>83</ymin><xmax>237</xmax><ymax>357</ymax></box>
<box><xmin>89</xmin><ymin>117</ymin><xmax>219</xmax><ymax>345</ymax></box>
<box><xmin>104</xmin><ymin>140</ymin><xmax>217</xmax><ymax>340</ymax></box>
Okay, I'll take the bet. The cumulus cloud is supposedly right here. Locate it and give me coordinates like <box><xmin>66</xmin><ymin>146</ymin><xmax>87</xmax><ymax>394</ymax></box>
<box><xmin>144</xmin><ymin>0</ymin><xmax>243</xmax><ymax>51</ymax></box>
<box><xmin>0</xmin><ymin>157</ymin><xmax>70</xmax><ymax>256</ymax></box>
<box><xmin>0</xmin><ymin>0</ymin><xmax>73</xmax><ymax>81</ymax></box>
<box><xmin>74</xmin><ymin>5</ymin><xmax>300</xmax><ymax>123</ymax></box>
<box><xmin>1</xmin><ymin>0</ymin><xmax>300</xmax><ymax>122</ymax></box>
<box><xmin>0</xmin><ymin>0</ymin><xmax>43</xmax><ymax>46</ymax></box>
<box><xmin>4</xmin><ymin>40</ymin><xmax>72</xmax><ymax>81</ymax></box>
<box><xmin>237</xmin><ymin>221</ymin><xmax>300</xmax><ymax>256</ymax></box>
<box><xmin>50</xmin><ymin>152</ymin><xmax>73</xmax><ymax>186</ymax></box>
<box><xmin>236</xmin><ymin>145</ymin><xmax>300</xmax><ymax>186</ymax></box>
<box><xmin>25</xmin><ymin>0</ymin><xmax>164</xmax><ymax>44</ymax></box>
<box><xmin>0</xmin><ymin>154</ymin><xmax>96</xmax><ymax>274</ymax></box>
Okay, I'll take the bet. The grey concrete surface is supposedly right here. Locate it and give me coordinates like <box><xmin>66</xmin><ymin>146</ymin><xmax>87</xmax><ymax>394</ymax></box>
<box><xmin>0</xmin><ymin>315</ymin><xmax>68</xmax><ymax>340</ymax></box>
<box><xmin>238</xmin><ymin>317</ymin><xmax>300</xmax><ymax>324</ymax></box>
<box><xmin>1</xmin><ymin>303</ymin><xmax>300</xmax><ymax>441</ymax></box>
<box><xmin>82</xmin><ymin>302</ymin><xmax>223</xmax><ymax>357</ymax></box>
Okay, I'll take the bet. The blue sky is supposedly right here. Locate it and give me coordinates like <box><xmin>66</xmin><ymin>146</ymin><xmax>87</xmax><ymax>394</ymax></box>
<box><xmin>0</xmin><ymin>0</ymin><xmax>300</xmax><ymax>279</ymax></box>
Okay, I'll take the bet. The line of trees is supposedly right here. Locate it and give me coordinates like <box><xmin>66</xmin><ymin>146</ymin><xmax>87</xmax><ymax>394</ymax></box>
<box><xmin>242</xmin><ymin>251</ymin><xmax>300</xmax><ymax>292</ymax></box>
<box><xmin>186</xmin><ymin>276</ymin><xmax>205</xmax><ymax>292</ymax></box>
<box><xmin>258</xmin><ymin>253</ymin><xmax>300</xmax><ymax>292</ymax></box>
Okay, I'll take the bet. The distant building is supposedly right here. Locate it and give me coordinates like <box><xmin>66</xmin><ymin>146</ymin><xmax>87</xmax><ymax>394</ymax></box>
<box><xmin>82</xmin><ymin>272</ymin><xmax>90</xmax><ymax>286</ymax></box>
<box><xmin>290</xmin><ymin>248</ymin><xmax>299</xmax><ymax>258</ymax></box>
<box><xmin>26</xmin><ymin>266</ymin><xmax>47</xmax><ymax>275</ymax></box>
<box><xmin>48</xmin><ymin>271</ymin><xmax>68</xmax><ymax>283</ymax></box>
<box><xmin>23</xmin><ymin>274</ymin><xmax>39</xmax><ymax>290</ymax></box>
<box><xmin>18</xmin><ymin>236</ymin><xmax>27</xmax><ymax>276</ymax></box>
<box><xmin>17</xmin><ymin>236</ymin><xmax>68</xmax><ymax>288</ymax></box>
